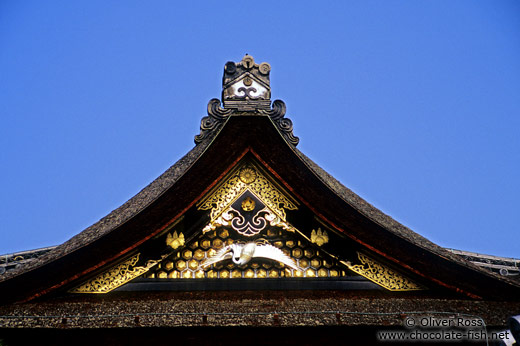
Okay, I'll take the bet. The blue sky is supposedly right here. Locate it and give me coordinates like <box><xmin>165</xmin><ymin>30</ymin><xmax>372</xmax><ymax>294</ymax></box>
<box><xmin>1</xmin><ymin>1</ymin><xmax>519</xmax><ymax>258</ymax></box>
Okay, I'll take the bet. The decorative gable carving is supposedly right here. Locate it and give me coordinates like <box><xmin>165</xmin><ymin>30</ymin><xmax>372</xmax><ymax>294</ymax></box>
<box><xmin>345</xmin><ymin>252</ymin><xmax>424</xmax><ymax>291</ymax></box>
<box><xmin>69</xmin><ymin>160</ymin><xmax>424</xmax><ymax>293</ymax></box>
<box><xmin>198</xmin><ymin>162</ymin><xmax>298</xmax><ymax>235</ymax></box>
<box><xmin>69</xmin><ymin>254</ymin><xmax>162</xmax><ymax>293</ymax></box>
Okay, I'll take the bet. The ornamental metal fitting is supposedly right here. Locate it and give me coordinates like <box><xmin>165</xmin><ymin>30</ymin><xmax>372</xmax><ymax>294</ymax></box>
<box><xmin>195</xmin><ymin>55</ymin><xmax>299</xmax><ymax>146</ymax></box>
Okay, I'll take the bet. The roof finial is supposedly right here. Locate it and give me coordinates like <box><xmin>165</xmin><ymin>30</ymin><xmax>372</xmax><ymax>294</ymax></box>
<box><xmin>221</xmin><ymin>54</ymin><xmax>271</xmax><ymax>111</ymax></box>
<box><xmin>195</xmin><ymin>56</ymin><xmax>299</xmax><ymax>147</ymax></box>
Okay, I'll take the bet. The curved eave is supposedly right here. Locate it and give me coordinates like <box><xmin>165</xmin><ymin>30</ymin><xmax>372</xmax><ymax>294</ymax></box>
<box><xmin>0</xmin><ymin>115</ymin><xmax>519</xmax><ymax>304</ymax></box>
<box><xmin>0</xmin><ymin>126</ymin><xmax>223</xmax><ymax>304</ymax></box>
<box><xmin>291</xmin><ymin>148</ymin><xmax>520</xmax><ymax>298</ymax></box>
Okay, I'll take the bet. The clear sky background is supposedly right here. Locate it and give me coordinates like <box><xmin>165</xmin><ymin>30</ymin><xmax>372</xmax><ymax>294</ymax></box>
<box><xmin>1</xmin><ymin>1</ymin><xmax>519</xmax><ymax>258</ymax></box>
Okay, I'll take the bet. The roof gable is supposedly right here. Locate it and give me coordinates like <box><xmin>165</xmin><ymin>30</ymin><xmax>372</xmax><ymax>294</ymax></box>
<box><xmin>1</xmin><ymin>56</ymin><xmax>519</xmax><ymax>305</ymax></box>
<box><xmin>67</xmin><ymin>157</ymin><xmax>424</xmax><ymax>294</ymax></box>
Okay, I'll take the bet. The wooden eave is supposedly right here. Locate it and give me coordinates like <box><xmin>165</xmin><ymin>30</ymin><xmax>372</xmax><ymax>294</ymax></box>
<box><xmin>1</xmin><ymin>115</ymin><xmax>519</xmax><ymax>304</ymax></box>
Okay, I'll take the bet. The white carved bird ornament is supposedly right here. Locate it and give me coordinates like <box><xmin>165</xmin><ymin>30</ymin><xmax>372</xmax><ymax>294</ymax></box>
<box><xmin>200</xmin><ymin>241</ymin><xmax>298</xmax><ymax>270</ymax></box>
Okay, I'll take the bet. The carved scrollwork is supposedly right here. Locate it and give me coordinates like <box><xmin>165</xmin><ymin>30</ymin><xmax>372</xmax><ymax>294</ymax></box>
<box><xmin>345</xmin><ymin>252</ymin><xmax>424</xmax><ymax>291</ymax></box>
<box><xmin>195</xmin><ymin>56</ymin><xmax>299</xmax><ymax>146</ymax></box>
<box><xmin>230</xmin><ymin>206</ymin><xmax>268</xmax><ymax>236</ymax></box>
<box><xmin>194</xmin><ymin>98</ymin><xmax>232</xmax><ymax>144</ymax></box>
<box><xmin>237</xmin><ymin>86</ymin><xmax>259</xmax><ymax>99</ymax></box>
<box><xmin>195</xmin><ymin>98</ymin><xmax>298</xmax><ymax>147</ymax></box>
<box><xmin>201</xmin><ymin>205</ymin><xmax>296</xmax><ymax>235</ymax></box>
<box><xmin>199</xmin><ymin>163</ymin><xmax>297</xmax><ymax>222</ymax></box>
<box><xmin>69</xmin><ymin>254</ymin><xmax>162</xmax><ymax>293</ymax></box>
<box><xmin>259</xmin><ymin>100</ymin><xmax>299</xmax><ymax>146</ymax></box>
<box><xmin>199</xmin><ymin>163</ymin><xmax>298</xmax><ymax>236</ymax></box>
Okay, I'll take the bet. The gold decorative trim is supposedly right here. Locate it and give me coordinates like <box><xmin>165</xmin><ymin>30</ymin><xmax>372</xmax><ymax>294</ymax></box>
<box><xmin>198</xmin><ymin>163</ymin><xmax>297</xmax><ymax>222</ymax></box>
<box><xmin>344</xmin><ymin>252</ymin><xmax>424</xmax><ymax>291</ymax></box>
<box><xmin>69</xmin><ymin>254</ymin><xmax>158</xmax><ymax>293</ymax></box>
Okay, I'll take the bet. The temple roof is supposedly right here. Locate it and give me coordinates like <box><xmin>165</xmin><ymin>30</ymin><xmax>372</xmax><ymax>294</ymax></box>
<box><xmin>0</xmin><ymin>55</ymin><xmax>519</xmax><ymax>306</ymax></box>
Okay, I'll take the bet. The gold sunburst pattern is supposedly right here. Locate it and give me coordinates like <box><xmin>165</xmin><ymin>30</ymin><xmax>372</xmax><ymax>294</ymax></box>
<box><xmin>239</xmin><ymin>166</ymin><xmax>257</xmax><ymax>184</ymax></box>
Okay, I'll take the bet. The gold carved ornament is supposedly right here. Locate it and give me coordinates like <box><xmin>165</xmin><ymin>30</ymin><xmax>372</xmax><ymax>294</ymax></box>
<box><xmin>166</xmin><ymin>231</ymin><xmax>185</xmax><ymax>250</ymax></box>
<box><xmin>344</xmin><ymin>252</ymin><xmax>424</xmax><ymax>291</ymax></box>
<box><xmin>69</xmin><ymin>254</ymin><xmax>160</xmax><ymax>293</ymax></box>
<box><xmin>310</xmin><ymin>228</ymin><xmax>329</xmax><ymax>246</ymax></box>
<box><xmin>198</xmin><ymin>164</ymin><xmax>298</xmax><ymax>234</ymax></box>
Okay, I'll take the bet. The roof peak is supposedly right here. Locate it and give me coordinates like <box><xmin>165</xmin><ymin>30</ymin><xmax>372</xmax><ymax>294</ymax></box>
<box><xmin>194</xmin><ymin>55</ymin><xmax>299</xmax><ymax>147</ymax></box>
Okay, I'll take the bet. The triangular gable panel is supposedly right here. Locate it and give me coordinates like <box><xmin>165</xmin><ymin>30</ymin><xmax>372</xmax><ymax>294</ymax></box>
<box><xmin>68</xmin><ymin>159</ymin><xmax>424</xmax><ymax>294</ymax></box>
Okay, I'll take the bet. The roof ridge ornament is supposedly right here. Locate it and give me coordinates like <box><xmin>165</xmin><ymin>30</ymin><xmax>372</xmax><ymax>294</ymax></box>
<box><xmin>195</xmin><ymin>55</ymin><xmax>299</xmax><ymax>146</ymax></box>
